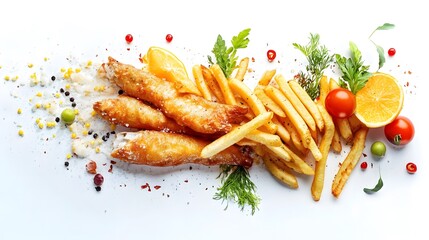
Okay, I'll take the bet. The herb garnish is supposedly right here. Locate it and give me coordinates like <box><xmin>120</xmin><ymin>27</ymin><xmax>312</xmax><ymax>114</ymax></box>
<box><xmin>208</xmin><ymin>28</ymin><xmax>260</xmax><ymax>214</ymax></box>
<box><xmin>208</xmin><ymin>28</ymin><xmax>251</xmax><ymax>78</ymax></box>
<box><xmin>369</xmin><ymin>23</ymin><xmax>395</xmax><ymax>70</ymax></box>
<box><xmin>293</xmin><ymin>33</ymin><xmax>334</xmax><ymax>100</ymax></box>
<box><xmin>364</xmin><ymin>170</ymin><xmax>384</xmax><ymax>194</ymax></box>
<box><xmin>214</xmin><ymin>165</ymin><xmax>260</xmax><ymax>215</ymax></box>
<box><xmin>335</xmin><ymin>42</ymin><xmax>372</xmax><ymax>94</ymax></box>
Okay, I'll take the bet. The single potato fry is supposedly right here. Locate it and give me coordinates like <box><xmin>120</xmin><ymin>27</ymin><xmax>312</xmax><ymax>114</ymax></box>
<box><xmin>274</xmin><ymin>74</ymin><xmax>316</xmax><ymax>132</ymax></box>
<box><xmin>258</xmin><ymin>69</ymin><xmax>277</xmax><ymax>86</ymax></box>
<box><xmin>276</xmin><ymin>116</ymin><xmax>307</xmax><ymax>156</ymax></box>
<box><xmin>254</xmin><ymin>85</ymin><xmax>286</xmax><ymax>118</ymax></box>
<box><xmin>265</xmin><ymin>144</ymin><xmax>314</xmax><ymax>175</ymax></box>
<box><xmin>245</xmin><ymin>129</ymin><xmax>282</xmax><ymax>147</ymax></box>
<box><xmin>234</xmin><ymin>57</ymin><xmax>249</xmax><ymax>81</ymax></box>
<box><xmin>331</xmin><ymin>127</ymin><xmax>342</xmax><ymax>153</ymax></box>
<box><xmin>272</xmin><ymin>115</ymin><xmax>291</xmax><ymax>144</ymax></box>
<box><xmin>332</xmin><ymin>127</ymin><xmax>369</xmax><ymax>198</ymax></box>
<box><xmin>348</xmin><ymin>114</ymin><xmax>363</xmax><ymax>133</ymax></box>
<box><xmin>288</xmin><ymin>80</ymin><xmax>324</xmax><ymax>132</ymax></box>
<box><xmin>192</xmin><ymin>64</ymin><xmax>213</xmax><ymax>101</ymax></box>
<box><xmin>311</xmin><ymin>102</ymin><xmax>335</xmax><ymax>201</ymax></box>
<box><xmin>201</xmin><ymin>65</ymin><xmax>225</xmax><ymax>103</ymax></box>
<box><xmin>200</xmin><ymin>112</ymin><xmax>273</xmax><ymax>158</ymax></box>
<box><xmin>319</xmin><ymin>76</ymin><xmax>330</xmax><ymax>105</ymax></box>
<box><xmin>263</xmin><ymin>156</ymin><xmax>298</xmax><ymax>189</ymax></box>
<box><xmin>210</xmin><ymin>64</ymin><xmax>237</xmax><ymax>105</ymax></box>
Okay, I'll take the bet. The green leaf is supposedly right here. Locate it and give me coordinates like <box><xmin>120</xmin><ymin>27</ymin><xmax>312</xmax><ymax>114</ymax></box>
<box><xmin>363</xmin><ymin>176</ymin><xmax>384</xmax><ymax>194</ymax></box>
<box><xmin>375</xmin><ymin>23</ymin><xmax>395</xmax><ymax>31</ymax></box>
<box><xmin>231</xmin><ymin>28</ymin><xmax>251</xmax><ymax>49</ymax></box>
<box><xmin>375</xmin><ymin>44</ymin><xmax>385</xmax><ymax>70</ymax></box>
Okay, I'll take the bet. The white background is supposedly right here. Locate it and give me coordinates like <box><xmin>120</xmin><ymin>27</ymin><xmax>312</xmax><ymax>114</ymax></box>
<box><xmin>1</xmin><ymin>0</ymin><xmax>427</xmax><ymax>239</ymax></box>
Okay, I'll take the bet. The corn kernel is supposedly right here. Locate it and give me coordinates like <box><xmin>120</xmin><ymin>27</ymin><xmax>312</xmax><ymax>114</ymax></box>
<box><xmin>82</xmin><ymin>130</ymin><xmax>88</xmax><ymax>136</ymax></box>
<box><xmin>38</xmin><ymin>122</ymin><xmax>44</xmax><ymax>129</ymax></box>
<box><xmin>86</xmin><ymin>60</ymin><xmax>93</xmax><ymax>68</ymax></box>
<box><xmin>74</xmin><ymin>109</ymin><xmax>79</xmax><ymax>115</ymax></box>
<box><xmin>75</xmin><ymin>68</ymin><xmax>81</xmax><ymax>73</ymax></box>
<box><xmin>63</xmin><ymin>72</ymin><xmax>70</xmax><ymax>79</ymax></box>
<box><xmin>18</xmin><ymin>129</ymin><xmax>24</xmax><ymax>136</ymax></box>
<box><xmin>17</xmin><ymin>108</ymin><xmax>22</xmax><ymax>114</ymax></box>
<box><xmin>66</xmin><ymin>153</ymin><xmax>72</xmax><ymax>159</ymax></box>
<box><xmin>36</xmin><ymin>92</ymin><xmax>43</xmax><ymax>97</ymax></box>
<box><xmin>43</xmin><ymin>103</ymin><xmax>51</xmax><ymax>109</ymax></box>
<box><xmin>95</xmin><ymin>147</ymin><xmax>101</xmax><ymax>153</ymax></box>
<box><xmin>91</xmin><ymin>110</ymin><xmax>97</xmax><ymax>117</ymax></box>
<box><xmin>55</xmin><ymin>93</ymin><xmax>61</xmax><ymax>98</ymax></box>
<box><xmin>60</xmin><ymin>68</ymin><xmax>66</xmax><ymax>73</ymax></box>
<box><xmin>4</xmin><ymin>75</ymin><xmax>10</xmax><ymax>81</ymax></box>
<box><xmin>84</xmin><ymin>122</ymin><xmax>91</xmax><ymax>128</ymax></box>
<box><xmin>90</xmin><ymin>140</ymin><xmax>95</xmax><ymax>146</ymax></box>
<box><xmin>35</xmin><ymin>103</ymin><xmax>41</xmax><ymax>109</ymax></box>
<box><xmin>65</xmin><ymin>84</ymin><xmax>71</xmax><ymax>90</ymax></box>
<box><xmin>71</xmin><ymin>133</ymin><xmax>77</xmax><ymax>139</ymax></box>
<box><xmin>46</xmin><ymin>122</ymin><xmax>56</xmax><ymax>128</ymax></box>
<box><xmin>35</xmin><ymin>118</ymin><xmax>41</xmax><ymax>124</ymax></box>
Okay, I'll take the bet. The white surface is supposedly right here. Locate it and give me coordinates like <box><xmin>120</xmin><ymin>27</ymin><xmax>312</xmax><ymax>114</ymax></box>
<box><xmin>1</xmin><ymin>1</ymin><xmax>427</xmax><ymax>239</ymax></box>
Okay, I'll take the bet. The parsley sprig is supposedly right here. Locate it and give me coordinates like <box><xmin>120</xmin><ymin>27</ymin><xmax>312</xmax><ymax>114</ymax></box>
<box><xmin>293</xmin><ymin>33</ymin><xmax>334</xmax><ymax>100</ymax></box>
<box><xmin>208</xmin><ymin>28</ymin><xmax>251</xmax><ymax>77</ymax></box>
<box><xmin>335</xmin><ymin>42</ymin><xmax>372</xmax><ymax>94</ymax></box>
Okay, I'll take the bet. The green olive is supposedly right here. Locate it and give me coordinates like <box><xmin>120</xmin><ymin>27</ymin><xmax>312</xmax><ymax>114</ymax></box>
<box><xmin>61</xmin><ymin>108</ymin><xmax>75</xmax><ymax>124</ymax></box>
<box><xmin>371</xmin><ymin>141</ymin><xmax>386</xmax><ymax>158</ymax></box>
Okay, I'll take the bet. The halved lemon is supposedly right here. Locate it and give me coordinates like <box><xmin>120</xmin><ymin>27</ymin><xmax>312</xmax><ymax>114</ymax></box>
<box><xmin>145</xmin><ymin>46</ymin><xmax>201</xmax><ymax>96</ymax></box>
<box><xmin>355</xmin><ymin>72</ymin><xmax>404</xmax><ymax>128</ymax></box>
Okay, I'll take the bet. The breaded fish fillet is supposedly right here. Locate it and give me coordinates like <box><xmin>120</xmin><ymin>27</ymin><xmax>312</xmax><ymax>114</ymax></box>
<box><xmin>101</xmin><ymin>57</ymin><xmax>248</xmax><ymax>134</ymax></box>
<box><xmin>93</xmin><ymin>95</ymin><xmax>193</xmax><ymax>134</ymax></box>
<box><xmin>111</xmin><ymin>130</ymin><xmax>253</xmax><ymax>168</ymax></box>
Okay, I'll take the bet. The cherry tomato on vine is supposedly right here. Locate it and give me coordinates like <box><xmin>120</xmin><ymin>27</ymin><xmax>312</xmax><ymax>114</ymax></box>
<box><xmin>325</xmin><ymin>88</ymin><xmax>356</xmax><ymax>118</ymax></box>
<box><xmin>384</xmin><ymin>116</ymin><xmax>415</xmax><ymax>146</ymax></box>
<box><xmin>267</xmin><ymin>49</ymin><xmax>276</xmax><ymax>62</ymax></box>
<box><xmin>406</xmin><ymin>162</ymin><xmax>417</xmax><ymax>174</ymax></box>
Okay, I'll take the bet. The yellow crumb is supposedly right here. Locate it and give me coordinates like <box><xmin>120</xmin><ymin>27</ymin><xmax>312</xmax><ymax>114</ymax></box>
<box><xmin>18</xmin><ymin>129</ymin><xmax>24</xmax><ymax>136</ymax></box>
<box><xmin>17</xmin><ymin>108</ymin><xmax>22</xmax><ymax>114</ymax></box>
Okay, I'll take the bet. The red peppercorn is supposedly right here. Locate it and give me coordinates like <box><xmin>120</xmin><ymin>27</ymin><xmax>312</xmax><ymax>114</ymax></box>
<box><xmin>94</xmin><ymin>173</ymin><xmax>104</xmax><ymax>186</ymax></box>
<box><xmin>125</xmin><ymin>34</ymin><xmax>133</xmax><ymax>44</ymax></box>
<box><xmin>267</xmin><ymin>49</ymin><xmax>276</xmax><ymax>62</ymax></box>
<box><xmin>388</xmin><ymin>48</ymin><xmax>396</xmax><ymax>57</ymax></box>
<box><xmin>360</xmin><ymin>161</ymin><xmax>368</xmax><ymax>170</ymax></box>
<box><xmin>406</xmin><ymin>162</ymin><xmax>417</xmax><ymax>174</ymax></box>
<box><xmin>166</xmin><ymin>34</ymin><xmax>173</xmax><ymax>43</ymax></box>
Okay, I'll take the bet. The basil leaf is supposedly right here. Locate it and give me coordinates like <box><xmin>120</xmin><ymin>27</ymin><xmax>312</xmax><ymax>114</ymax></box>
<box><xmin>363</xmin><ymin>176</ymin><xmax>384</xmax><ymax>194</ymax></box>
<box><xmin>375</xmin><ymin>23</ymin><xmax>395</xmax><ymax>31</ymax></box>
<box><xmin>375</xmin><ymin>44</ymin><xmax>385</xmax><ymax>70</ymax></box>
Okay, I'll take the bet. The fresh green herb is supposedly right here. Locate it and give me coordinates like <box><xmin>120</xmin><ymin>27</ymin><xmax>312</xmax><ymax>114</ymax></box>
<box><xmin>293</xmin><ymin>33</ymin><xmax>333</xmax><ymax>100</ymax></box>
<box><xmin>214</xmin><ymin>165</ymin><xmax>260</xmax><ymax>215</ymax></box>
<box><xmin>335</xmin><ymin>42</ymin><xmax>372</xmax><ymax>94</ymax></box>
<box><xmin>363</xmin><ymin>175</ymin><xmax>384</xmax><ymax>194</ymax></box>
<box><xmin>369</xmin><ymin>23</ymin><xmax>395</xmax><ymax>70</ymax></box>
<box><xmin>208</xmin><ymin>28</ymin><xmax>251</xmax><ymax>77</ymax></box>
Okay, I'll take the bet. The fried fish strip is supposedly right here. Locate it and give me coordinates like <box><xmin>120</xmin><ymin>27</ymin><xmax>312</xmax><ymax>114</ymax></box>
<box><xmin>93</xmin><ymin>95</ymin><xmax>194</xmax><ymax>134</ymax></box>
<box><xmin>102</xmin><ymin>57</ymin><xmax>248</xmax><ymax>134</ymax></box>
<box><xmin>111</xmin><ymin>130</ymin><xmax>253</xmax><ymax>168</ymax></box>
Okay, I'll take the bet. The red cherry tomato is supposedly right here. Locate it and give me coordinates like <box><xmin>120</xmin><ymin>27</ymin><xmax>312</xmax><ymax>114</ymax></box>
<box><xmin>267</xmin><ymin>49</ymin><xmax>276</xmax><ymax>62</ymax></box>
<box><xmin>388</xmin><ymin>48</ymin><xmax>396</xmax><ymax>57</ymax></box>
<box><xmin>125</xmin><ymin>34</ymin><xmax>133</xmax><ymax>44</ymax></box>
<box><xmin>166</xmin><ymin>34</ymin><xmax>173</xmax><ymax>43</ymax></box>
<box><xmin>406</xmin><ymin>162</ymin><xmax>417</xmax><ymax>174</ymax></box>
<box><xmin>384</xmin><ymin>116</ymin><xmax>415</xmax><ymax>146</ymax></box>
<box><xmin>360</xmin><ymin>161</ymin><xmax>368</xmax><ymax>170</ymax></box>
<box><xmin>325</xmin><ymin>88</ymin><xmax>356</xmax><ymax>118</ymax></box>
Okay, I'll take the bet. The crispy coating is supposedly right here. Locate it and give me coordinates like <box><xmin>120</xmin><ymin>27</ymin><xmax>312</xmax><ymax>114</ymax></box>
<box><xmin>93</xmin><ymin>95</ymin><xmax>193</xmax><ymax>134</ymax></box>
<box><xmin>111</xmin><ymin>130</ymin><xmax>253</xmax><ymax>168</ymax></box>
<box><xmin>101</xmin><ymin>57</ymin><xmax>248</xmax><ymax>134</ymax></box>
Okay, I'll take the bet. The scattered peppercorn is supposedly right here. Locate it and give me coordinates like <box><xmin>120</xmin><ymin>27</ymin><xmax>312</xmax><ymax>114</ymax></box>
<box><xmin>88</xmin><ymin>130</ymin><xmax>93</xmax><ymax>135</ymax></box>
<box><xmin>71</xmin><ymin>102</ymin><xmax>76</xmax><ymax>108</ymax></box>
<box><xmin>55</xmin><ymin>117</ymin><xmax>60</xmax><ymax>123</ymax></box>
<box><xmin>51</xmin><ymin>76</ymin><xmax>56</xmax><ymax>81</ymax></box>
<box><xmin>70</xmin><ymin>97</ymin><xmax>74</xmax><ymax>102</ymax></box>
<box><xmin>64</xmin><ymin>162</ymin><xmax>69</xmax><ymax>167</ymax></box>
<box><xmin>65</xmin><ymin>91</ymin><xmax>70</xmax><ymax>96</ymax></box>
<box><xmin>93</xmin><ymin>133</ymin><xmax>98</xmax><ymax>139</ymax></box>
<box><xmin>118</xmin><ymin>89</ymin><xmax>124</xmax><ymax>95</ymax></box>
<box><xmin>95</xmin><ymin>186</ymin><xmax>102</xmax><ymax>192</ymax></box>
<box><xmin>60</xmin><ymin>88</ymin><xmax>65</xmax><ymax>93</ymax></box>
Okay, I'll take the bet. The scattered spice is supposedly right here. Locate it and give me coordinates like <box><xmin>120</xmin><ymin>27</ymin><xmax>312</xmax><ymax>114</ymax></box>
<box><xmin>94</xmin><ymin>173</ymin><xmax>104</xmax><ymax>186</ymax></box>
<box><xmin>86</xmin><ymin>160</ymin><xmax>97</xmax><ymax>174</ymax></box>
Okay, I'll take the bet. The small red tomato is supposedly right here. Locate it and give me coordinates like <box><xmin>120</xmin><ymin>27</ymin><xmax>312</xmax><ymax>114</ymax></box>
<box><xmin>325</xmin><ymin>88</ymin><xmax>356</xmax><ymax>118</ymax></box>
<box><xmin>267</xmin><ymin>49</ymin><xmax>276</xmax><ymax>62</ymax></box>
<box><xmin>165</xmin><ymin>34</ymin><xmax>173</xmax><ymax>43</ymax></box>
<box><xmin>406</xmin><ymin>162</ymin><xmax>417</xmax><ymax>174</ymax></box>
<box><xmin>384</xmin><ymin>116</ymin><xmax>415</xmax><ymax>146</ymax></box>
<box><xmin>388</xmin><ymin>48</ymin><xmax>396</xmax><ymax>57</ymax></box>
<box><xmin>125</xmin><ymin>34</ymin><xmax>133</xmax><ymax>44</ymax></box>
<box><xmin>360</xmin><ymin>161</ymin><xmax>368</xmax><ymax>170</ymax></box>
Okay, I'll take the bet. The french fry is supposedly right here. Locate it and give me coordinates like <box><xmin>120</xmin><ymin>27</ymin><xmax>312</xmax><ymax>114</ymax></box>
<box><xmin>329</xmin><ymin>79</ymin><xmax>353</xmax><ymax>143</ymax></box>
<box><xmin>200</xmin><ymin>112</ymin><xmax>273</xmax><ymax>158</ymax></box>
<box><xmin>210</xmin><ymin>64</ymin><xmax>237</xmax><ymax>105</ymax></box>
<box><xmin>201</xmin><ymin>65</ymin><xmax>225</xmax><ymax>103</ymax></box>
<box><xmin>332</xmin><ymin>127</ymin><xmax>369</xmax><ymax>198</ymax></box>
<box><xmin>254</xmin><ymin>85</ymin><xmax>286</xmax><ymax>118</ymax></box>
<box><xmin>229</xmin><ymin>78</ymin><xmax>277</xmax><ymax>133</ymax></box>
<box><xmin>288</xmin><ymin>80</ymin><xmax>324</xmax><ymax>132</ymax></box>
<box><xmin>272</xmin><ymin>115</ymin><xmax>291</xmax><ymax>144</ymax></box>
<box><xmin>318</xmin><ymin>76</ymin><xmax>330</xmax><ymax>105</ymax></box>
<box><xmin>348</xmin><ymin>114</ymin><xmax>363</xmax><ymax>133</ymax></box>
<box><xmin>311</xmin><ymin>102</ymin><xmax>335</xmax><ymax>201</ymax></box>
<box><xmin>276</xmin><ymin>116</ymin><xmax>307</xmax><ymax>156</ymax></box>
<box><xmin>263</xmin><ymin>156</ymin><xmax>298</xmax><ymax>189</ymax></box>
<box><xmin>245</xmin><ymin>129</ymin><xmax>282</xmax><ymax>147</ymax></box>
<box><xmin>274</xmin><ymin>74</ymin><xmax>316</xmax><ymax>132</ymax></box>
<box><xmin>264</xmin><ymin>86</ymin><xmax>322</xmax><ymax>161</ymax></box>
<box><xmin>265</xmin><ymin>144</ymin><xmax>314</xmax><ymax>175</ymax></box>
<box><xmin>258</xmin><ymin>69</ymin><xmax>276</xmax><ymax>86</ymax></box>
<box><xmin>192</xmin><ymin>64</ymin><xmax>213</xmax><ymax>101</ymax></box>
<box><xmin>234</xmin><ymin>57</ymin><xmax>249</xmax><ymax>81</ymax></box>
<box><xmin>331</xmin><ymin>127</ymin><xmax>342</xmax><ymax>153</ymax></box>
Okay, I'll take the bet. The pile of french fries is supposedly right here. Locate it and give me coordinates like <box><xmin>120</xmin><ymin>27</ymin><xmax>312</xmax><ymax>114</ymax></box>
<box><xmin>193</xmin><ymin>58</ymin><xmax>368</xmax><ymax>201</ymax></box>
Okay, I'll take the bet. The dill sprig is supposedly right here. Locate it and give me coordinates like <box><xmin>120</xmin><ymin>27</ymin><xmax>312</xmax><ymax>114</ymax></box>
<box><xmin>293</xmin><ymin>33</ymin><xmax>333</xmax><ymax>100</ymax></box>
<box><xmin>214</xmin><ymin>165</ymin><xmax>260</xmax><ymax>215</ymax></box>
